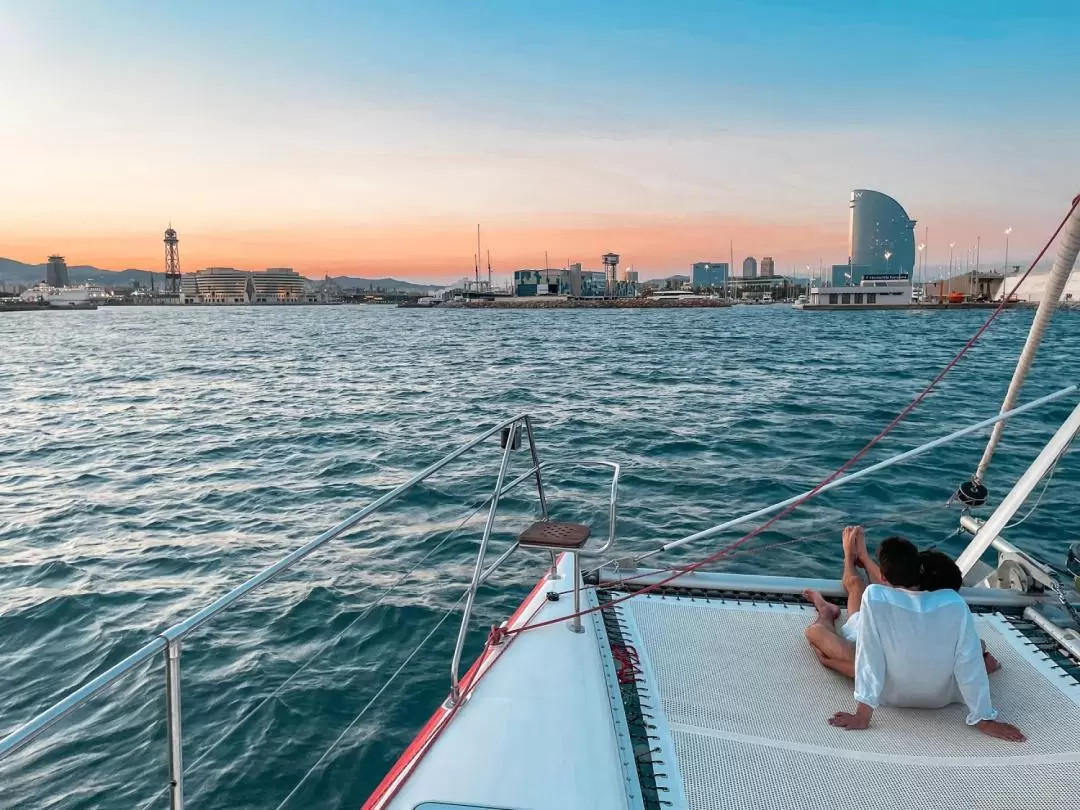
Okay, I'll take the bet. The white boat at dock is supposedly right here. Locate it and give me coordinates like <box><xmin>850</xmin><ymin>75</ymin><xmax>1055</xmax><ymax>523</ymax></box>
<box><xmin>18</xmin><ymin>283</ymin><xmax>109</xmax><ymax>309</ymax></box>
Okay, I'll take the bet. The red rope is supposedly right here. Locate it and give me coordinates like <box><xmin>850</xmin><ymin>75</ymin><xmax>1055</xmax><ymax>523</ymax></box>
<box><xmin>508</xmin><ymin>193</ymin><xmax>1080</xmax><ymax>638</ymax></box>
<box><xmin>371</xmin><ymin>194</ymin><xmax>1080</xmax><ymax>809</ymax></box>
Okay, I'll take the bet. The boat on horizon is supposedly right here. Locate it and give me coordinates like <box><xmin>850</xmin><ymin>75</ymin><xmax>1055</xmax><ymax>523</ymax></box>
<box><xmin>17</xmin><ymin>283</ymin><xmax>106</xmax><ymax>309</ymax></box>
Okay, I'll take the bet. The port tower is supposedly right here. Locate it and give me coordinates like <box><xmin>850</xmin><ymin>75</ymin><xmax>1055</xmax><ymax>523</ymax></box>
<box><xmin>164</xmin><ymin>226</ymin><xmax>181</xmax><ymax>296</ymax></box>
<box><xmin>602</xmin><ymin>253</ymin><xmax>619</xmax><ymax>298</ymax></box>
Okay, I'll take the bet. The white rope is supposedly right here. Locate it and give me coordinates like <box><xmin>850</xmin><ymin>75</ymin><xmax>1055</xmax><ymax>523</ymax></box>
<box><xmin>273</xmin><ymin>592</ymin><xmax>467</xmax><ymax>810</ymax></box>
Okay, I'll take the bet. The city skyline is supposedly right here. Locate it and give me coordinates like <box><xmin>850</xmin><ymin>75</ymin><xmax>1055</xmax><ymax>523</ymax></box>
<box><xmin>2</xmin><ymin>1</ymin><xmax>1077</xmax><ymax>281</ymax></box>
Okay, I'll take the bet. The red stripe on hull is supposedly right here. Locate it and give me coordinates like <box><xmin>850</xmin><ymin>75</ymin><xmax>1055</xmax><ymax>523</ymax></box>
<box><xmin>360</xmin><ymin>563</ymin><xmax>556</xmax><ymax>810</ymax></box>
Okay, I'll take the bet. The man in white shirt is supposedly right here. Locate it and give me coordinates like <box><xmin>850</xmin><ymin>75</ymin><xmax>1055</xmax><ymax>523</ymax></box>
<box><xmin>803</xmin><ymin>529</ymin><xmax>1025</xmax><ymax>741</ymax></box>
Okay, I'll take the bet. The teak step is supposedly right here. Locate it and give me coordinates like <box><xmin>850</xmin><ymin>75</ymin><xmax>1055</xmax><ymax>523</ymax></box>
<box><xmin>518</xmin><ymin>521</ymin><xmax>591</xmax><ymax>550</ymax></box>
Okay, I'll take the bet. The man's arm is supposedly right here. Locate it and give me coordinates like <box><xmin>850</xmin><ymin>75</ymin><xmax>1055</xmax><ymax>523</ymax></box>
<box><xmin>954</xmin><ymin>607</ymin><xmax>1026</xmax><ymax>742</ymax></box>
<box><xmin>831</xmin><ymin>588</ymin><xmax>885</xmax><ymax>730</ymax></box>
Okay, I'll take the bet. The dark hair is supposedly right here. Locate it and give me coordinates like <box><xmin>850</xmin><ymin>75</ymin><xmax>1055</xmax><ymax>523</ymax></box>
<box><xmin>878</xmin><ymin>536</ymin><xmax>921</xmax><ymax>587</ymax></box>
<box><xmin>918</xmin><ymin>549</ymin><xmax>963</xmax><ymax>591</ymax></box>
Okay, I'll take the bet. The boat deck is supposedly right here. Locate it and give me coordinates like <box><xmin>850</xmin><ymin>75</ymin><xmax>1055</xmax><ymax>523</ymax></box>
<box><xmin>610</xmin><ymin>590</ymin><xmax>1080</xmax><ymax>810</ymax></box>
<box><xmin>375</xmin><ymin>557</ymin><xmax>1080</xmax><ymax>810</ymax></box>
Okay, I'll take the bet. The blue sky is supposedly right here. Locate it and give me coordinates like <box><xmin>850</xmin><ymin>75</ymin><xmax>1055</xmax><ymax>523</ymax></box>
<box><xmin>2</xmin><ymin>0</ymin><xmax>1077</xmax><ymax>278</ymax></box>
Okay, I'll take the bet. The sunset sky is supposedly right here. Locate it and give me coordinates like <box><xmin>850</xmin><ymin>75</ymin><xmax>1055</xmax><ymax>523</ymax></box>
<box><xmin>2</xmin><ymin>1</ymin><xmax>1078</xmax><ymax>281</ymax></box>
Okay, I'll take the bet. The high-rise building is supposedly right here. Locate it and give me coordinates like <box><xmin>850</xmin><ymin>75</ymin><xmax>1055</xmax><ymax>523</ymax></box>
<box><xmin>691</xmin><ymin>262</ymin><xmax>728</xmax><ymax>288</ymax></box>
<box><xmin>760</xmin><ymin>257</ymin><xmax>775</xmax><ymax>277</ymax></box>
<box><xmin>742</xmin><ymin>257</ymin><xmax>758</xmax><ymax>278</ymax></box>
<box><xmin>849</xmin><ymin>189</ymin><xmax>916</xmax><ymax>276</ymax></box>
<box><xmin>45</xmin><ymin>255</ymin><xmax>69</xmax><ymax>287</ymax></box>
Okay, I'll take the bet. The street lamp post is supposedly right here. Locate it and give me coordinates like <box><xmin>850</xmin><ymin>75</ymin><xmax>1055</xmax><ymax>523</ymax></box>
<box><xmin>1004</xmin><ymin>226</ymin><xmax>1012</xmax><ymax>272</ymax></box>
<box><xmin>948</xmin><ymin>241</ymin><xmax>956</xmax><ymax>298</ymax></box>
<box><xmin>883</xmin><ymin>250</ymin><xmax>892</xmax><ymax>275</ymax></box>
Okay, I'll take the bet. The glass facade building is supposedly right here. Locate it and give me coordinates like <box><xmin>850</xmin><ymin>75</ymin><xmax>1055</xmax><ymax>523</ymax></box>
<box><xmin>849</xmin><ymin>189</ymin><xmax>916</xmax><ymax>276</ymax></box>
<box><xmin>691</xmin><ymin>262</ymin><xmax>729</xmax><ymax>288</ymax></box>
<box><xmin>46</xmin><ymin>255</ymin><xmax>69</xmax><ymax>287</ymax></box>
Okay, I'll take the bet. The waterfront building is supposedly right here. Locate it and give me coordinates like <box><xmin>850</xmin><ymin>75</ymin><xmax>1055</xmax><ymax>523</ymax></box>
<box><xmin>180</xmin><ymin>267</ymin><xmax>316</xmax><ymax>305</ymax></box>
<box><xmin>46</xmin><ymin>255</ymin><xmax>69</xmax><ymax>287</ymax></box>
<box><xmin>623</xmin><ymin>269</ymin><xmax>639</xmax><ymax>284</ymax></box>
<box><xmin>513</xmin><ymin>266</ymin><xmax>635</xmax><ymax>298</ymax></box>
<box><xmin>252</xmin><ymin>267</ymin><xmax>307</xmax><ymax>303</ymax></box>
<box><xmin>801</xmin><ymin>273</ymin><xmax>913</xmax><ymax>308</ymax></box>
<box><xmin>742</xmin><ymin>257</ymin><xmax>757</xmax><ymax>278</ymax></box>
<box><xmin>849</xmin><ymin>189</ymin><xmax>917</xmax><ymax>276</ymax></box>
<box><xmin>760</xmin><ymin>256</ymin><xmax>775</xmax><ymax>277</ymax></box>
<box><xmin>514</xmin><ymin>268</ymin><xmax>571</xmax><ymax>297</ymax></box>
<box><xmin>923</xmin><ymin>271</ymin><xmax>1008</xmax><ymax>303</ymax></box>
<box><xmin>829</xmin><ymin>263</ymin><xmax>873</xmax><ymax>286</ymax></box>
<box><xmin>728</xmin><ymin>275</ymin><xmax>803</xmax><ymax>301</ymax></box>
<box><xmin>690</xmin><ymin>262</ymin><xmax>729</xmax><ymax>289</ymax></box>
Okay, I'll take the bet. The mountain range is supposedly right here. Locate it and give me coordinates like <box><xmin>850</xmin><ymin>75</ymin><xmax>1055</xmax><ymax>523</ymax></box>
<box><xmin>0</xmin><ymin>258</ymin><xmax>434</xmax><ymax>292</ymax></box>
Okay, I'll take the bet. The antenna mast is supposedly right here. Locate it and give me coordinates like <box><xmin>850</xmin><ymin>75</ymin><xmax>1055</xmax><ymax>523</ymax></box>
<box><xmin>474</xmin><ymin>224</ymin><xmax>482</xmax><ymax>288</ymax></box>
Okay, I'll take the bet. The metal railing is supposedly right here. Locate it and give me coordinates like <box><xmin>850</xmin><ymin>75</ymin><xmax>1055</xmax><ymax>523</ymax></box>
<box><xmin>448</xmin><ymin>455</ymin><xmax>621</xmax><ymax>702</ymax></box>
<box><xmin>0</xmin><ymin>413</ymin><xmax>617</xmax><ymax>810</ymax></box>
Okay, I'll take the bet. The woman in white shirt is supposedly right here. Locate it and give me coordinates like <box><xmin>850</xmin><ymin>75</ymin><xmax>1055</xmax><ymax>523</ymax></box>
<box><xmin>803</xmin><ymin>528</ymin><xmax>1024</xmax><ymax>741</ymax></box>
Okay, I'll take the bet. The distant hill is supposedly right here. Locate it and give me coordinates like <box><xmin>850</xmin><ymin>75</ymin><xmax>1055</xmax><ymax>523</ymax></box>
<box><xmin>642</xmin><ymin>274</ymin><xmax>690</xmax><ymax>286</ymax></box>
<box><xmin>0</xmin><ymin>258</ymin><xmax>434</xmax><ymax>292</ymax></box>
<box><xmin>0</xmin><ymin>257</ymin><xmax>157</xmax><ymax>286</ymax></box>
<box><xmin>330</xmin><ymin>276</ymin><xmax>434</xmax><ymax>293</ymax></box>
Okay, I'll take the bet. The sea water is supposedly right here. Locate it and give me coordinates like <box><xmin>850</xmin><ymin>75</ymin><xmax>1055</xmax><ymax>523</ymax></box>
<box><xmin>1</xmin><ymin>304</ymin><xmax>1078</xmax><ymax>808</ymax></box>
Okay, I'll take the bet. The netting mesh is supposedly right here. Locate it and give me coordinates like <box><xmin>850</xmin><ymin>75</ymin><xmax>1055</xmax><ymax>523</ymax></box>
<box><xmin>619</xmin><ymin>594</ymin><xmax>1080</xmax><ymax>810</ymax></box>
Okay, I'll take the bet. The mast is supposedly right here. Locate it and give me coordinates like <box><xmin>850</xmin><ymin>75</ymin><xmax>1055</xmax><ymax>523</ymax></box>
<box><xmin>966</xmin><ymin>198</ymin><xmax>1080</xmax><ymax>496</ymax></box>
<box><xmin>475</xmin><ymin>224</ymin><xmax>481</xmax><ymax>289</ymax></box>
<box><xmin>487</xmin><ymin>250</ymin><xmax>492</xmax><ymax>287</ymax></box>
<box><xmin>728</xmin><ymin>239</ymin><xmax>733</xmax><ymax>299</ymax></box>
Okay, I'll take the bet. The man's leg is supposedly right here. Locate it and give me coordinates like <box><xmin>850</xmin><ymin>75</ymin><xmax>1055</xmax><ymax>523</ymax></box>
<box><xmin>803</xmin><ymin>525</ymin><xmax>862</xmax><ymax>677</ymax></box>
<box><xmin>854</xmin><ymin>529</ymin><xmax>885</xmax><ymax>585</ymax></box>
<box><xmin>805</xmin><ymin>618</ymin><xmax>856</xmax><ymax>673</ymax></box>
<box><xmin>812</xmin><ymin>645</ymin><xmax>856</xmax><ymax>679</ymax></box>
<box><xmin>842</xmin><ymin>526</ymin><xmax>867</xmax><ymax>617</ymax></box>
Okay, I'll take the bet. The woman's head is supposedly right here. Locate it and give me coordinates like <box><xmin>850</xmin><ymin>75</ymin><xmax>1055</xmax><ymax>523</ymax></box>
<box><xmin>877</xmin><ymin>536</ymin><xmax>921</xmax><ymax>587</ymax></box>
<box><xmin>918</xmin><ymin>549</ymin><xmax>963</xmax><ymax>591</ymax></box>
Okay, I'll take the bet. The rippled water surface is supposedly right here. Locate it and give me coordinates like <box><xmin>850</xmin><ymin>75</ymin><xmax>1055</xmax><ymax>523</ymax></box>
<box><xmin>2</xmin><ymin>304</ymin><xmax>1078</xmax><ymax>809</ymax></box>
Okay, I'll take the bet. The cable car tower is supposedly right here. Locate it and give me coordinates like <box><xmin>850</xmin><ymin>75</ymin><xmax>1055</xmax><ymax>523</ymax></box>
<box><xmin>164</xmin><ymin>225</ymin><xmax>181</xmax><ymax>296</ymax></box>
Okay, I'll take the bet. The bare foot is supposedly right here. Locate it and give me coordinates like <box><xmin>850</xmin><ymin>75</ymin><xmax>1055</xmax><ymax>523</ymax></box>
<box><xmin>976</xmin><ymin>719</ymin><xmax>1025</xmax><ymax>742</ymax></box>
<box><xmin>853</xmin><ymin>529</ymin><xmax>872</xmax><ymax>570</ymax></box>
<box><xmin>803</xmin><ymin>589</ymin><xmax>841</xmax><ymax>623</ymax></box>
<box><xmin>983</xmin><ymin>650</ymin><xmax>1001</xmax><ymax>674</ymax></box>
<box><xmin>842</xmin><ymin>526</ymin><xmax>860</xmax><ymax>565</ymax></box>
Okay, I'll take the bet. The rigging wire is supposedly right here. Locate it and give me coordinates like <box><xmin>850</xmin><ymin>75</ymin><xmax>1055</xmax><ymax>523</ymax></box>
<box><xmin>274</xmin><ymin>591</ymin><xmax>468</xmax><ymax>810</ymax></box>
<box><xmin>135</xmin><ymin>496</ymin><xmax>496</xmax><ymax>810</ymax></box>
<box><xmin>507</xmin><ymin>193</ymin><xmax>1080</xmax><ymax>638</ymax></box>
<box><xmin>585</xmin><ymin>501</ymin><xmax>954</xmax><ymax>588</ymax></box>
<box><xmin>345</xmin><ymin>195</ymin><xmax>1080</xmax><ymax>806</ymax></box>
<box><xmin>186</xmin><ymin>498</ymin><xmax>490</xmax><ymax>771</ymax></box>
<box><xmin>1002</xmin><ymin>440</ymin><xmax>1072</xmax><ymax>531</ymax></box>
